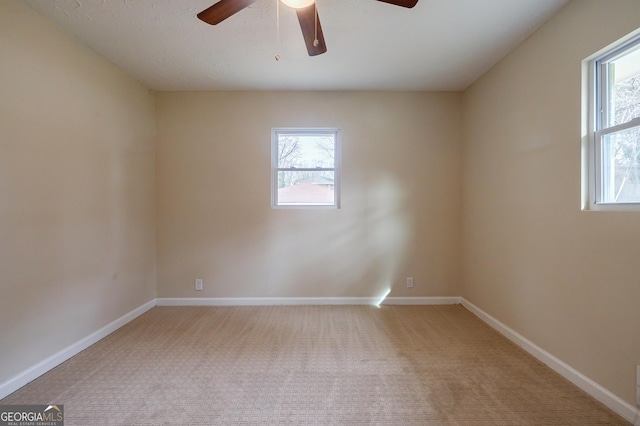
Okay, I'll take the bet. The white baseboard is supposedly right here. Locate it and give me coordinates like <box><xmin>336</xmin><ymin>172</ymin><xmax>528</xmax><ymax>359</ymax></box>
<box><xmin>460</xmin><ymin>298</ymin><xmax>640</xmax><ymax>425</ymax></box>
<box><xmin>157</xmin><ymin>297</ymin><xmax>375</xmax><ymax>306</ymax></box>
<box><xmin>385</xmin><ymin>296</ymin><xmax>461</xmax><ymax>305</ymax></box>
<box><xmin>0</xmin><ymin>299</ymin><xmax>156</xmax><ymax>400</ymax></box>
<box><xmin>155</xmin><ymin>296</ymin><xmax>461</xmax><ymax>306</ymax></box>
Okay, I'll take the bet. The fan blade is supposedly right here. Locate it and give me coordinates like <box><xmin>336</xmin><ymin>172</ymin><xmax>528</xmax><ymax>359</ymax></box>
<box><xmin>197</xmin><ymin>0</ymin><xmax>258</xmax><ymax>25</ymax></box>
<box><xmin>376</xmin><ymin>0</ymin><xmax>418</xmax><ymax>8</ymax></box>
<box><xmin>296</xmin><ymin>4</ymin><xmax>327</xmax><ymax>56</ymax></box>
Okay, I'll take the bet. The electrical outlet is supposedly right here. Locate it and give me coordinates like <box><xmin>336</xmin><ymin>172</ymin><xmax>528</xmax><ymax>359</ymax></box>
<box><xmin>636</xmin><ymin>365</ymin><xmax>640</xmax><ymax>406</ymax></box>
<box><xmin>195</xmin><ymin>279</ymin><xmax>203</xmax><ymax>291</ymax></box>
<box><xmin>406</xmin><ymin>277</ymin><xmax>414</xmax><ymax>288</ymax></box>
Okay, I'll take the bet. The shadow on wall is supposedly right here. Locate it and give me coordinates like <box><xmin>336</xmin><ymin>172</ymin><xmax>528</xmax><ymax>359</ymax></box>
<box><xmin>195</xmin><ymin>174</ymin><xmax>411</xmax><ymax>298</ymax></box>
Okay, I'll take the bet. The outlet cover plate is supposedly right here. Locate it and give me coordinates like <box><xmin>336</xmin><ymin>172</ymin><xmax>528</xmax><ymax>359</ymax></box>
<box><xmin>636</xmin><ymin>365</ymin><xmax>640</xmax><ymax>406</ymax></box>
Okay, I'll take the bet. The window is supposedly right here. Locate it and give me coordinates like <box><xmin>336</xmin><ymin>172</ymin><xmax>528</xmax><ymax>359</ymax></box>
<box><xmin>271</xmin><ymin>128</ymin><xmax>340</xmax><ymax>208</ymax></box>
<box><xmin>585</xmin><ymin>32</ymin><xmax>640</xmax><ymax>209</ymax></box>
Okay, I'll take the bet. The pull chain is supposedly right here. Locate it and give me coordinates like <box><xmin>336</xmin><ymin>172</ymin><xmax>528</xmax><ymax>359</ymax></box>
<box><xmin>275</xmin><ymin>0</ymin><xmax>281</xmax><ymax>61</ymax></box>
<box><xmin>313</xmin><ymin>1</ymin><xmax>319</xmax><ymax>47</ymax></box>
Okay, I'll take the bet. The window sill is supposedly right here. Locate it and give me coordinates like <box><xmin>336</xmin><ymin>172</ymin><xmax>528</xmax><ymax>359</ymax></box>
<box><xmin>582</xmin><ymin>202</ymin><xmax>640</xmax><ymax>212</ymax></box>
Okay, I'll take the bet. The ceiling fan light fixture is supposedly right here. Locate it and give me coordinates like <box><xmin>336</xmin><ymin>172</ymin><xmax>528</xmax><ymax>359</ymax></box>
<box><xmin>280</xmin><ymin>0</ymin><xmax>315</xmax><ymax>9</ymax></box>
<box><xmin>197</xmin><ymin>0</ymin><xmax>418</xmax><ymax>57</ymax></box>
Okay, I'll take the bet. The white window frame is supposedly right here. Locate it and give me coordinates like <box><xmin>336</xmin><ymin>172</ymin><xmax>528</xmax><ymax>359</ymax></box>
<box><xmin>584</xmin><ymin>31</ymin><xmax>640</xmax><ymax>211</ymax></box>
<box><xmin>271</xmin><ymin>128</ymin><xmax>340</xmax><ymax>209</ymax></box>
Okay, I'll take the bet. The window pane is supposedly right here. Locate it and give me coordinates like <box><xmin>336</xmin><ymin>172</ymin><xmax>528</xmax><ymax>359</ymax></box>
<box><xmin>601</xmin><ymin>126</ymin><xmax>640</xmax><ymax>203</ymax></box>
<box><xmin>607</xmin><ymin>47</ymin><xmax>640</xmax><ymax>127</ymax></box>
<box><xmin>277</xmin><ymin>134</ymin><xmax>335</xmax><ymax>169</ymax></box>
<box><xmin>277</xmin><ymin>171</ymin><xmax>335</xmax><ymax>205</ymax></box>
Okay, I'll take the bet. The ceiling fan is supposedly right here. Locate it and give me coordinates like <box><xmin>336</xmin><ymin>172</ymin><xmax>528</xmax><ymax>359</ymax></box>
<box><xmin>197</xmin><ymin>0</ymin><xmax>419</xmax><ymax>57</ymax></box>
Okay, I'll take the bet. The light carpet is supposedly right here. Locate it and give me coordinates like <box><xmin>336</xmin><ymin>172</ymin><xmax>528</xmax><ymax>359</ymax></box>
<box><xmin>1</xmin><ymin>305</ymin><xmax>629</xmax><ymax>425</ymax></box>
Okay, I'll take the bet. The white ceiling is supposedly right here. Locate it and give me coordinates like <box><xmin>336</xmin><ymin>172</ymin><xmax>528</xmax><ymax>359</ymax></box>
<box><xmin>24</xmin><ymin>0</ymin><xmax>570</xmax><ymax>91</ymax></box>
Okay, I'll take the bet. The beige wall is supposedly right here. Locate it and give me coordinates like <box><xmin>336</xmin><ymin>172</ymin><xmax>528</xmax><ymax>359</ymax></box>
<box><xmin>0</xmin><ymin>1</ymin><xmax>156</xmax><ymax>384</ymax></box>
<box><xmin>461</xmin><ymin>0</ymin><xmax>640</xmax><ymax>407</ymax></box>
<box><xmin>156</xmin><ymin>91</ymin><xmax>462</xmax><ymax>299</ymax></box>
